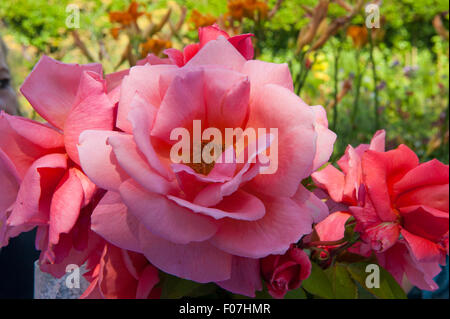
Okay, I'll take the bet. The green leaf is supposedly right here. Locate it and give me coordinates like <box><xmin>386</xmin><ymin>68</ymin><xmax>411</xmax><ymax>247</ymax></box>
<box><xmin>253</xmin><ymin>288</ymin><xmax>273</xmax><ymax>299</ymax></box>
<box><xmin>325</xmin><ymin>263</ymin><xmax>358</xmax><ymax>299</ymax></box>
<box><xmin>238</xmin><ymin>285</ymin><xmax>306</xmax><ymax>299</ymax></box>
<box><xmin>284</xmin><ymin>287</ymin><xmax>307</xmax><ymax>299</ymax></box>
<box><xmin>160</xmin><ymin>274</ymin><xmax>215</xmax><ymax>299</ymax></box>
<box><xmin>343</xmin><ymin>217</ymin><xmax>358</xmax><ymax>242</ymax></box>
<box><xmin>301</xmin><ymin>262</ymin><xmax>335</xmax><ymax>299</ymax></box>
<box><xmin>356</xmin><ymin>282</ymin><xmax>377</xmax><ymax>299</ymax></box>
<box><xmin>188</xmin><ymin>284</ymin><xmax>218</xmax><ymax>298</ymax></box>
<box><xmin>346</xmin><ymin>262</ymin><xmax>407</xmax><ymax>299</ymax></box>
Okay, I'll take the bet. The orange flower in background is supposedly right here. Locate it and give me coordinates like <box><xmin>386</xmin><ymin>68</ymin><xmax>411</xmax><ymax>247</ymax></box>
<box><xmin>109</xmin><ymin>2</ymin><xmax>145</xmax><ymax>41</ymax></box>
<box><xmin>140</xmin><ymin>37</ymin><xmax>172</xmax><ymax>57</ymax></box>
<box><xmin>109</xmin><ymin>1</ymin><xmax>144</xmax><ymax>27</ymax></box>
<box><xmin>227</xmin><ymin>0</ymin><xmax>246</xmax><ymax>21</ymax></box>
<box><xmin>227</xmin><ymin>0</ymin><xmax>269</xmax><ymax>21</ymax></box>
<box><xmin>127</xmin><ymin>1</ymin><xmax>144</xmax><ymax>20</ymax></box>
<box><xmin>189</xmin><ymin>9</ymin><xmax>217</xmax><ymax>29</ymax></box>
<box><xmin>110</xmin><ymin>27</ymin><xmax>121</xmax><ymax>40</ymax></box>
<box><xmin>347</xmin><ymin>25</ymin><xmax>368</xmax><ymax>48</ymax></box>
<box><xmin>243</xmin><ymin>0</ymin><xmax>269</xmax><ymax>19</ymax></box>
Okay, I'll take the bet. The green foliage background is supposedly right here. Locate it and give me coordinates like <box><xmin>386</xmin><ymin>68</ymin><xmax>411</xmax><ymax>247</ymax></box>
<box><xmin>3</xmin><ymin>0</ymin><xmax>447</xmax><ymax>163</ymax></box>
<box><xmin>1</xmin><ymin>0</ymin><xmax>448</xmax><ymax>164</ymax></box>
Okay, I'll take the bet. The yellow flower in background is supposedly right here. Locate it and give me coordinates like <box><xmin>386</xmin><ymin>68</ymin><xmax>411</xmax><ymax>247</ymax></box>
<box><xmin>311</xmin><ymin>53</ymin><xmax>329</xmax><ymax>71</ymax></box>
<box><xmin>189</xmin><ymin>9</ymin><xmax>217</xmax><ymax>29</ymax></box>
<box><xmin>311</xmin><ymin>53</ymin><xmax>330</xmax><ymax>82</ymax></box>
<box><xmin>140</xmin><ymin>37</ymin><xmax>172</xmax><ymax>57</ymax></box>
<box><xmin>347</xmin><ymin>25</ymin><xmax>368</xmax><ymax>49</ymax></box>
<box><xmin>314</xmin><ymin>72</ymin><xmax>330</xmax><ymax>82</ymax></box>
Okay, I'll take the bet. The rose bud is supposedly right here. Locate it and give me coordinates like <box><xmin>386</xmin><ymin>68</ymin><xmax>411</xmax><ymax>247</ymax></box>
<box><xmin>261</xmin><ymin>245</ymin><xmax>311</xmax><ymax>299</ymax></box>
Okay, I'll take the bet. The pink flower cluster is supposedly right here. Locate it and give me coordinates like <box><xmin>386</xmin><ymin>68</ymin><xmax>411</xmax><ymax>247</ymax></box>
<box><xmin>313</xmin><ymin>130</ymin><xmax>449</xmax><ymax>291</ymax></box>
<box><xmin>0</xmin><ymin>25</ymin><xmax>448</xmax><ymax>299</ymax></box>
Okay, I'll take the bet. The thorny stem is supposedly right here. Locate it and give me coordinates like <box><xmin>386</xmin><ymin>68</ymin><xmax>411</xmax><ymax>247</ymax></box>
<box><xmin>330</xmin><ymin>233</ymin><xmax>361</xmax><ymax>259</ymax></box>
<box><xmin>303</xmin><ymin>220</ymin><xmax>360</xmax><ymax>266</ymax></box>
<box><xmin>305</xmin><ymin>238</ymin><xmax>347</xmax><ymax>248</ymax></box>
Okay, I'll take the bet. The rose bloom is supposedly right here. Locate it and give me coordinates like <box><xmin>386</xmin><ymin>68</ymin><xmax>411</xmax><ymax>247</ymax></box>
<box><xmin>77</xmin><ymin>26</ymin><xmax>335</xmax><ymax>296</ymax></box>
<box><xmin>261</xmin><ymin>244</ymin><xmax>311</xmax><ymax>299</ymax></box>
<box><xmin>313</xmin><ymin>131</ymin><xmax>449</xmax><ymax>290</ymax></box>
<box><xmin>0</xmin><ymin>57</ymin><xmax>115</xmax><ymax>277</ymax></box>
<box><xmin>164</xmin><ymin>24</ymin><xmax>254</xmax><ymax>66</ymax></box>
<box><xmin>81</xmin><ymin>243</ymin><xmax>160</xmax><ymax>299</ymax></box>
<box><xmin>313</xmin><ymin>130</ymin><xmax>386</xmax><ymax>206</ymax></box>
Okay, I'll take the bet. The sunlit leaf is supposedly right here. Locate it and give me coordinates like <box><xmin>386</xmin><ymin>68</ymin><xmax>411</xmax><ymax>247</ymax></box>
<box><xmin>346</xmin><ymin>262</ymin><xmax>407</xmax><ymax>299</ymax></box>
<box><xmin>302</xmin><ymin>262</ymin><xmax>334</xmax><ymax>299</ymax></box>
<box><xmin>325</xmin><ymin>263</ymin><xmax>358</xmax><ymax>299</ymax></box>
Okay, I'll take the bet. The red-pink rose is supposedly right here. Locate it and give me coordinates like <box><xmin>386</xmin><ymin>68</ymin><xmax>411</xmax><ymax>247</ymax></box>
<box><xmin>349</xmin><ymin>144</ymin><xmax>449</xmax><ymax>291</ymax></box>
<box><xmin>313</xmin><ymin>211</ymin><xmax>372</xmax><ymax>260</ymax></box>
<box><xmin>0</xmin><ymin>146</ymin><xmax>21</xmax><ymax>245</ymax></box>
<box><xmin>81</xmin><ymin>243</ymin><xmax>160</xmax><ymax>299</ymax></box>
<box><xmin>312</xmin><ymin>130</ymin><xmax>449</xmax><ymax>291</ymax></box>
<box><xmin>0</xmin><ymin>56</ymin><xmax>115</xmax><ymax>277</ymax></box>
<box><xmin>261</xmin><ymin>245</ymin><xmax>311</xmax><ymax>299</ymax></box>
<box><xmin>312</xmin><ymin>130</ymin><xmax>386</xmax><ymax>206</ymax></box>
<box><xmin>353</xmin><ymin>145</ymin><xmax>448</xmax><ymax>259</ymax></box>
<box><xmin>313</xmin><ymin>210</ymin><xmax>444</xmax><ymax>291</ymax></box>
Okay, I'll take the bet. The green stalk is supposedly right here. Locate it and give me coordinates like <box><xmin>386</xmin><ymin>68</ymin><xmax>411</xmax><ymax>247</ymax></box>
<box><xmin>351</xmin><ymin>49</ymin><xmax>362</xmax><ymax>126</ymax></box>
<box><xmin>332</xmin><ymin>45</ymin><xmax>342</xmax><ymax>132</ymax></box>
<box><xmin>368</xmin><ymin>28</ymin><xmax>380</xmax><ymax>130</ymax></box>
<box><xmin>296</xmin><ymin>51</ymin><xmax>318</xmax><ymax>96</ymax></box>
<box><xmin>294</xmin><ymin>51</ymin><xmax>306</xmax><ymax>94</ymax></box>
<box><xmin>441</xmin><ymin>93</ymin><xmax>449</xmax><ymax>155</ymax></box>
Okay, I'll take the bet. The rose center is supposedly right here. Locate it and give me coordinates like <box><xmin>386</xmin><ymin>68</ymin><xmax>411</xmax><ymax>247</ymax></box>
<box><xmin>186</xmin><ymin>140</ymin><xmax>225</xmax><ymax>175</ymax></box>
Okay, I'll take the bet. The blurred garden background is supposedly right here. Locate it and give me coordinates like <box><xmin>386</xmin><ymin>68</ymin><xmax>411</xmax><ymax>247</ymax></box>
<box><xmin>1</xmin><ymin>0</ymin><xmax>449</xmax><ymax>163</ymax></box>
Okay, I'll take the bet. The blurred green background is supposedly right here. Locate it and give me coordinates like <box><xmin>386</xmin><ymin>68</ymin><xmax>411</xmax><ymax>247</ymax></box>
<box><xmin>1</xmin><ymin>0</ymin><xmax>448</xmax><ymax>163</ymax></box>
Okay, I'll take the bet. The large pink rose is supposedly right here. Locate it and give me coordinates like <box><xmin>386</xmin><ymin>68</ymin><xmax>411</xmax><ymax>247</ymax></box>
<box><xmin>78</xmin><ymin>31</ymin><xmax>335</xmax><ymax>296</ymax></box>
<box><xmin>0</xmin><ymin>56</ymin><xmax>115</xmax><ymax>277</ymax></box>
